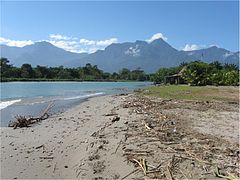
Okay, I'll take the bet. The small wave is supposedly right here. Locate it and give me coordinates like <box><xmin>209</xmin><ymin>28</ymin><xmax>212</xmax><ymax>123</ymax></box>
<box><xmin>0</xmin><ymin>99</ymin><xmax>21</xmax><ymax>110</ymax></box>
<box><xmin>63</xmin><ymin>92</ymin><xmax>104</xmax><ymax>100</ymax></box>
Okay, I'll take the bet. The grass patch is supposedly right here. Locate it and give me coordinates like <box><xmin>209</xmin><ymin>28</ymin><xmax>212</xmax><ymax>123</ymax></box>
<box><xmin>137</xmin><ymin>85</ymin><xmax>239</xmax><ymax>102</ymax></box>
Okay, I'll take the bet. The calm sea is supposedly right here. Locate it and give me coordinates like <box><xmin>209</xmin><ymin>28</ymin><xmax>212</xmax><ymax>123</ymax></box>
<box><xmin>0</xmin><ymin>81</ymin><xmax>152</xmax><ymax>126</ymax></box>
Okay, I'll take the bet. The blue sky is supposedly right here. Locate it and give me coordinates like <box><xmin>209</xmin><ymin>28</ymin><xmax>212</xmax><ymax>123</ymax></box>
<box><xmin>0</xmin><ymin>1</ymin><xmax>239</xmax><ymax>53</ymax></box>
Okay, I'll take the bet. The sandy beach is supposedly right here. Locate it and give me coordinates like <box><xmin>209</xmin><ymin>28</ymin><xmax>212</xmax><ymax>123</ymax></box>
<box><xmin>0</xmin><ymin>93</ymin><xmax>239</xmax><ymax>179</ymax></box>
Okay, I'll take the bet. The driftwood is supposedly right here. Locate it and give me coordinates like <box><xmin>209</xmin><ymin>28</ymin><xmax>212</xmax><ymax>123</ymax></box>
<box><xmin>8</xmin><ymin>103</ymin><xmax>54</xmax><ymax>129</ymax></box>
<box><xmin>104</xmin><ymin>113</ymin><xmax>118</xmax><ymax>116</ymax></box>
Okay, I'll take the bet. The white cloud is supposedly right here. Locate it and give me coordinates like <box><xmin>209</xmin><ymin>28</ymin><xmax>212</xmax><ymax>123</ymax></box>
<box><xmin>79</xmin><ymin>39</ymin><xmax>95</xmax><ymax>45</ymax></box>
<box><xmin>49</xmin><ymin>34</ymin><xmax>77</xmax><ymax>40</ymax></box>
<box><xmin>182</xmin><ymin>44</ymin><xmax>201</xmax><ymax>51</ymax></box>
<box><xmin>96</xmin><ymin>38</ymin><xmax>118</xmax><ymax>46</ymax></box>
<box><xmin>182</xmin><ymin>44</ymin><xmax>218</xmax><ymax>51</ymax></box>
<box><xmin>47</xmin><ymin>40</ymin><xmax>81</xmax><ymax>53</ymax></box>
<box><xmin>79</xmin><ymin>38</ymin><xmax>118</xmax><ymax>46</ymax></box>
<box><xmin>88</xmin><ymin>47</ymin><xmax>100</xmax><ymax>53</ymax></box>
<box><xmin>147</xmin><ymin>33</ymin><xmax>168</xmax><ymax>42</ymax></box>
<box><xmin>46</xmin><ymin>37</ymin><xmax>118</xmax><ymax>53</ymax></box>
<box><xmin>0</xmin><ymin>35</ymin><xmax>118</xmax><ymax>53</ymax></box>
<box><xmin>0</xmin><ymin>37</ymin><xmax>33</xmax><ymax>47</ymax></box>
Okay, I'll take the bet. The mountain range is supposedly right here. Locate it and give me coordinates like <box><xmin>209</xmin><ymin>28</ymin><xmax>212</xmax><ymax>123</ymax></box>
<box><xmin>0</xmin><ymin>39</ymin><xmax>239</xmax><ymax>73</ymax></box>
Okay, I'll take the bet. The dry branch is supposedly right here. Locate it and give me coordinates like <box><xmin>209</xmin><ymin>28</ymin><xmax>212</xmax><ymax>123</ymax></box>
<box><xmin>8</xmin><ymin>103</ymin><xmax>54</xmax><ymax>129</ymax></box>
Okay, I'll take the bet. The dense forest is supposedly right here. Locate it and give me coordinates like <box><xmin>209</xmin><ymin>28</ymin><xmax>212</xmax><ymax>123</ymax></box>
<box><xmin>154</xmin><ymin>61</ymin><xmax>239</xmax><ymax>86</ymax></box>
<box><xmin>0</xmin><ymin>58</ymin><xmax>151</xmax><ymax>82</ymax></box>
<box><xmin>0</xmin><ymin>57</ymin><xmax>239</xmax><ymax>86</ymax></box>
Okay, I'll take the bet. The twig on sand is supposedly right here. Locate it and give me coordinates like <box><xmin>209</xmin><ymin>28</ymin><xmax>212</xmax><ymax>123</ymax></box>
<box><xmin>39</xmin><ymin>156</ymin><xmax>54</xmax><ymax>159</ymax></box>
<box><xmin>114</xmin><ymin>140</ymin><xmax>122</xmax><ymax>154</ymax></box>
<box><xmin>104</xmin><ymin>113</ymin><xmax>118</xmax><ymax>116</ymax></box>
<box><xmin>35</xmin><ymin>144</ymin><xmax>44</xmax><ymax>149</ymax></box>
<box><xmin>167</xmin><ymin>165</ymin><xmax>174</xmax><ymax>180</ymax></box>
<box><xmin>179</xmin><ymin>168</ymin><xmax>188</xmax><ymax>180</ymax></box>
<box><xmin>53</xmin><ymin>163</ymin><xmax>57</xmax><ymax>173</ymax></box>
<box><xmin>167</xmin><ymin>155</ymin><xmax>175</xmax><ymax>180</ymax></box>
<box><xmin>121</xmin><ymin>169</ymin><xmax>139</xmax><ymax>180</ymax></box>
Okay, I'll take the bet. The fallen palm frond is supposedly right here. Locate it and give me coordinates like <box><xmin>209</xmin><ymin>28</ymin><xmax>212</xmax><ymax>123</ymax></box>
<box><xmin>132</xmin><ymin>158</ymin><xmax>148</xmax><ymax>175</ymax></box>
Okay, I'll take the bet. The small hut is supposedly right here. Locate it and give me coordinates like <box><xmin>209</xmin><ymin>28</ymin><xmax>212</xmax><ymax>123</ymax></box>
<box><xmin>164</xmin><ymin>67</ymin><xmax>186</xmax><ymax>85</ymax></box>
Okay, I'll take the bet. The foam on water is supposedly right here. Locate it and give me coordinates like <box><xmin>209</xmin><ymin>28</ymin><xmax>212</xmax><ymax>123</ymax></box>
<box><xmin>0</xmin><ymin>99</ymin><xmax>22</xmax><ymax>110</ymax></box>
<box><xmin>63</xmin><ymin>92</ymin><xmax>104</xmax><ymax>100</ymax></box>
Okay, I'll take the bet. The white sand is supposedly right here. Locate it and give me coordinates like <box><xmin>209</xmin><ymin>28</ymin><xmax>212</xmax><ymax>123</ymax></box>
<box><xmin>0</xmin><ymin>95</ymin><xmax>136</xmax><ymax>179</ymax></box>
<box><xmin>1</xmin><ymin>93</ymin><xmax>238</xmax><ymax>179</ymax></box>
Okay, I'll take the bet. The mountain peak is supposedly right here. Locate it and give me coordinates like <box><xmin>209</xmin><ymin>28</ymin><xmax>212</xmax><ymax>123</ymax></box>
<box><xmin>208</xmin><ymin>45</ymin><xmax>218</xmax><ymax>49</ymax></box>
<box><xmin>33</xmin><ymin>41</ymin><xmax>54</xmax><ymax>47</ymax></box>
<box><xmin>150</xmin><ymin>38</ymin><xmax>166</xmax><ymax>44</ymax></box>
<box><xmin>149</xmin><ymin>38</ymin><xmax>175</xmax><ymax>51</ymax></box>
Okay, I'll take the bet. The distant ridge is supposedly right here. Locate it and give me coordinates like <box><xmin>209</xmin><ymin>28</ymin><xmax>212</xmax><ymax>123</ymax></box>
<box><xmin>0</xmin><ymin>42</ymin><xmax>88</xmax><ymax>67</ymax></box>
<box><xmin>1</xmin><ymin>39</ymin><xmax>239</xmax><ymax>73</ymax></box>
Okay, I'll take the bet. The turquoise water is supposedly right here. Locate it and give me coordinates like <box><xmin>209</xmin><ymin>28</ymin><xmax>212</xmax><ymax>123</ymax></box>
<box><xmin>0</xmin><ymin>81</ymin><xmax>151</xmax><ymax>100</ymax></box>
<box><xmin>0</xmin><ymin>81</ymin><xmax>152</xmax><ymax>126</ymax></box>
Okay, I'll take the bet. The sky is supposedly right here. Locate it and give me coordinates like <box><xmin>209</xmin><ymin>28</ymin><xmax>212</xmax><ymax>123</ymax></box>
<box><xmin>0</xmin><ymin>1</ymin><xmax>239</xmax><ymax>53</ymax></box>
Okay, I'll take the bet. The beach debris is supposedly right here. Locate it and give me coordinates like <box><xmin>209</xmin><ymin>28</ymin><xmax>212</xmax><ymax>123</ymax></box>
<box><xmin>35</xmin><ymin>144</ymin><xmax>44</xmax><ymax>149</ymax></box>
<box><xmin>8</xmin><ymin>103</ymin><xmax>54</xmax><ymax>129</ymax></box>
<box><xmin>39</xmin><ymin>156</ymin><xmax>54</xmax><ymax>159</ymax></box>
<box><xmin>120</xmin><ymin>95</ymin><xmax>239</xmax><ymax>179</ymax></box>
<box><xmin>121</xmin><ymin>169</ymin><xmax>139</xmax><ymax>180</ymax></box>
<box><xmin>93</xmin><ymin>161</ymin><xmax>106</xmax><ymax>174</ymax></box>
<box><xmin>214</xmin><ymin>167</ymin><xmax>239</xmax><ymax>180</ymax></box>
<box><xmin>112</xmin><ymin>116</ymin><xmax>120</xmax><ymax>123</ymax></box>
<box><xmin>88</xmin><ymin>154</ymin><xmax>100</xmax><ymax>161</ymax></box>
<box><xmin>117</xmin><ymin>93</ymin><xmax>128</xmax><ymax>96</ymax></box>
<box><xmin>144</xmin><ymin>123</ymin><xmax>153</xmax><ymax>130</ymax></box>
<box><xmin>113</xmin><ymin>140</ymin><xmax>122</xmax><ymax>154</ymax></box>
<box><xmin>104</xmin><ymin>113</ymin><xmax>118</xmax><ymax>116</ymax></box>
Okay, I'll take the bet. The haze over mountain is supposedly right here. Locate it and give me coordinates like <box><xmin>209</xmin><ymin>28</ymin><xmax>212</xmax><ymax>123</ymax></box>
<box><xmin>0</xmin><ymin>41</ymin><xmax>88</xmax><ymax>67</ymax></box>
<box><xmin>1</xmin><ymin>39</ymin><xmax>239</xmax><ymax>73</ymax></box>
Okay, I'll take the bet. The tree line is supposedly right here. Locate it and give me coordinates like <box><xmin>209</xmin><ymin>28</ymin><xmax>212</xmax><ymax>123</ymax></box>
<box><xmin>1</xmin><ymin>57</ymin><xmax>239</xmax><ymax>86</ymax></box>
<box><xmin>0</xmin><ymin>58</ymin><xmax>151</xmax><ymax>82</ymax></box>
<box><xmin>154</xmin><ymin>61</ymin><xmax>239</xmax><ymax>86</ymax></box>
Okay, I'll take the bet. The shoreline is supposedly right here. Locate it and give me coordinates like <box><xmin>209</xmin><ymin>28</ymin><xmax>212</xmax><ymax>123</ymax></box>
<box><xmin>0</xmin><ymin>93</ymin><xmax>106</xmax><ymax>127</ymax></box>
<box><xmin>1</xmin><ymin>79</ymin><xmax>151</xmax><ymax>83</ymax></box>
<box><xmin>0</xmin><ymin>92</ymin><xmax>239</xmax><ymax>179</ymax></box>
<box><xmin>0</xmin><ymin>94</ymin><xmax>136</xmax><ymax>179</ymax></box>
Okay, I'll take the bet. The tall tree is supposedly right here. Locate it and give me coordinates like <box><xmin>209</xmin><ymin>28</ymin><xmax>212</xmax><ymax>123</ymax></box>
<box><xmin>21</xmin><ymin>64</ymin><xmax>34</xmax><ymax>78</ymax></box>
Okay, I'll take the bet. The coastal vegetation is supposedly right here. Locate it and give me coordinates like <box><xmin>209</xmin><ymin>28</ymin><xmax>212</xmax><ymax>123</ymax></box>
<box><xmin>1</xmin><ymin>57</ymin><xmax>239</xmax><ymax>86</ymax></box>
<box><xmin>154</xmin><ymin>61</ymin><xmax>239</xmax><ymax>86</ymax></box>
<box><xmin>0</xmin><ymin>58</ymin><xmax>151</xmax><ymax>82</ymax></box>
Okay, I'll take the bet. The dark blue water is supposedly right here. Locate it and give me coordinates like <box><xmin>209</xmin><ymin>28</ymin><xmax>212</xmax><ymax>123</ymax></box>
<box><xmin>0</xmin><ymin>81</ymin><xmax>152</xmax><ymax>126</ymax></box>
